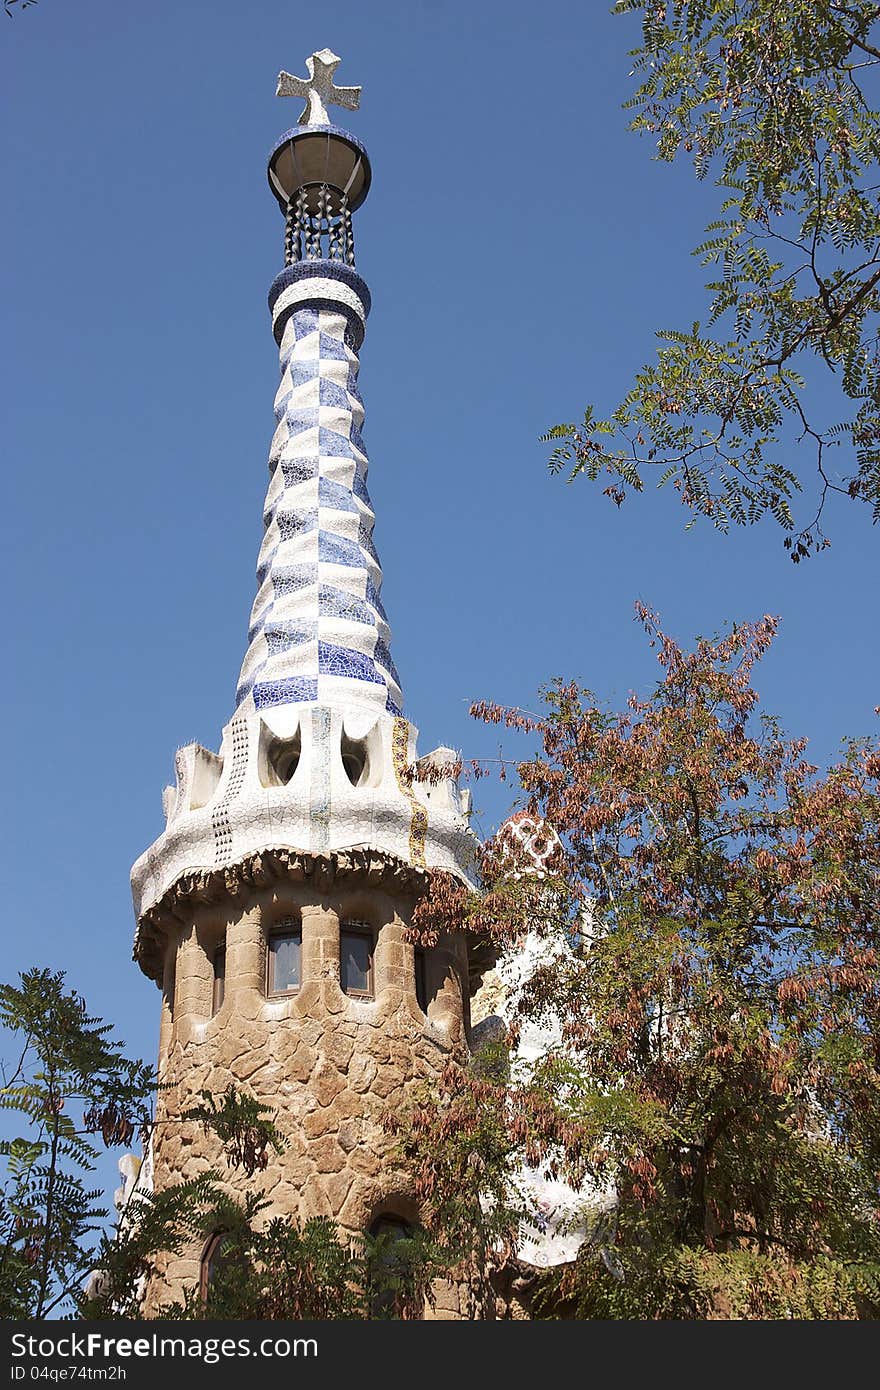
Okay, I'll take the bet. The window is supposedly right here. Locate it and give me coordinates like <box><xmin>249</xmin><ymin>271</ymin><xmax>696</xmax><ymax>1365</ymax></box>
<box><xmin>267</xmin><ymin>921</ymin><xmax>302</xmax><ymax>997</ymax></box>
<box><xmin>163</xmin><ymin>951</ymin><xmax>176</xmax><ymax>1024</ymax></box>
<box><xmin>200</xmin><ymin>1232</ymin><xmax>243</xmax><ymax>1307</ymax></box>
<box><xmin>212</xmin><ymin>944</ymin><xmax>226</xmax><ymax>1015</ymax></box>
<box><xmin>340</xmin><ymin>922</ymin><xmax>374</xmax><ymax>997</ymax></box>
<box><xmin>415</xmin><ymin>948</ymin><xmax>429</xmax><ymax>1013</ymax></box>
<box><xmin>367</xmin><ymin>1217</ymin><xmax>420</xmax><ymax>1319</ymax></box>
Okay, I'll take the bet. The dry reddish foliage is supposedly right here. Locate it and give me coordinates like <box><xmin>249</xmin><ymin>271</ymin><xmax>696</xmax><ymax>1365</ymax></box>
<box><xmin>400</xmin><ymin>605</ymin><xmax>880</xmax><ymax>1318</ymax></box>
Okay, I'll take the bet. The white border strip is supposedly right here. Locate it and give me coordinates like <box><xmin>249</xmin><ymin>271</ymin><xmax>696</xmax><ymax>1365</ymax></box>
<box><xmin>272</xmin><ymin>277</ymin><xmax>367</xmax><ymax>330</ymax></box>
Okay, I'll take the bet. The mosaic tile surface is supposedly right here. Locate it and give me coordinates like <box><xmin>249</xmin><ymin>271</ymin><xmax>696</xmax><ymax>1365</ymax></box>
<box><xmin>131</xmin><ymin>261</ymin><xmax>478</xmax><ymax>925</ymax></box>
<box><xmin>235</xmin><ymin>266</ymin><xmax>401</xmax><ymax>719</ymax></box>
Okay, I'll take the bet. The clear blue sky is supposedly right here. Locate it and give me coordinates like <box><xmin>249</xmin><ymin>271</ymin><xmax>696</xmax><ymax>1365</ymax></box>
<box><xmin>2</xmin><ymin>0</ymin><xmax>876</xmax><ymax>1091</ymax></box>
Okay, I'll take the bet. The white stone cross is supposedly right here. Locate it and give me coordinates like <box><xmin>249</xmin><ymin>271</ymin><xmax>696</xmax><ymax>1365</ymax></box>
<box><xmin>276</xmin><ymin>49</ymin><xmax>361</xmax><ymax>127</ymax></box>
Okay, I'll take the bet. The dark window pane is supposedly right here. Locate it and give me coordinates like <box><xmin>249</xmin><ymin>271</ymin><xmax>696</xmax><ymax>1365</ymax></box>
<box><xmin>206</xmin><ymin>1234</ymin><xmax>232</xmax><ymax>1285</ymax></box>
<box><xmin>212</xmin><ymin>946</ymin><xmax>226</xmax><ymax>1015</ymax></box>
<box><xmin>201</xmin><ymin>1232</ymin><xmax>244</xmax><ymax>1307</ymax></box>
<box><xmin>415</xmin><ymin>949</ymin><xmax>428</xmax><ymax>1012</ymax></box>
<box><xmin>341</xmin><ymin>929</ymin><xmax>372</xmax><ymax>995</ymax></box>
<box><xmin>269</xmin><ymin>929</ymin><xmax>301</xmax><ymax>995</ymax></box>
<box><xmin>164</xmin><ymin>960</ymin><xmax>175</xmax><ymax>1023</ymax></box>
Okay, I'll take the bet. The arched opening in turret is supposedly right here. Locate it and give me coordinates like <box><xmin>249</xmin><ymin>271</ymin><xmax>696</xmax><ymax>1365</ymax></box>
<box><xmin>273</xmin><ymin>739</ymin><xmax>301</xmax><ymax>784</ymax></box>
<box><xmin>341</xmin><ymin>734</ymin><xmax>369</xmax><ymax>787</ymax></box>
<box><xmin>259</xmin><ymin>722</ymin><xmax>302</xmax><ymax>787</ymax></box>
<box><xmin>339</xmin><ymin>721</ymin><xmax>383</xmax><ymax>789</ymax></box>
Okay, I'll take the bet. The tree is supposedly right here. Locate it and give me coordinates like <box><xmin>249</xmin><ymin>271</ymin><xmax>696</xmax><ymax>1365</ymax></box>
<box><xmin>0</xmin><ymin>971</ymin><xmax>452</xmax><ymax>1319</ymax></box>
<box><xmin>408</xmin><ymin>606</ymin><xmax>880</xmax><ymax>1317</ymax></box>
<box><xmin>0</xmin><ymin>969</ymin><xmax>156</xmax><ymax>1317</ymax></box>
<box><xmin>546</xmin><ymin>2</ymin><xmax>880</xmax><ymax>557</ymax></box>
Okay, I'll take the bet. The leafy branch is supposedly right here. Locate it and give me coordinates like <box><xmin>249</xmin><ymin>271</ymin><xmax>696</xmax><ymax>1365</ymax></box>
<box><xmin>548</xmin><ymin>1</ymin><xmax>880</xmax><ymax>555</ymax></box>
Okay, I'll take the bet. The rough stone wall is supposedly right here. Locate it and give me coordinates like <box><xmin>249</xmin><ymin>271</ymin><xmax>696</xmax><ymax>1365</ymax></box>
<box><xmin>143</xmin><ymin>865</ymin><xmax>472</xmax><ymax>1315</ymax></box>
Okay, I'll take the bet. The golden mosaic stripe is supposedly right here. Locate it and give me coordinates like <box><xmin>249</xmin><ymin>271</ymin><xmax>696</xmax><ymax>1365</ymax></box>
<box><xmin>392</xmin><ymin>716</ymin><xmax>427</xmax><ymax>868</ymax></box>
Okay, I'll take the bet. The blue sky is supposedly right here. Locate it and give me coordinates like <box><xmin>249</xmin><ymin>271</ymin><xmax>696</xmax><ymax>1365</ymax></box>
<box><xmin>1</xmin><ymin>0</ymin><xmax>877</xmax><ymax>1096</ymax></box>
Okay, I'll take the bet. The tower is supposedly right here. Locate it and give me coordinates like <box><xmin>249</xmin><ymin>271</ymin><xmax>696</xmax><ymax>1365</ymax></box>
<box><xmin>130</xmin><ymin>52</ymin><xmax>476</xmax><ymax>1313</ymax></box>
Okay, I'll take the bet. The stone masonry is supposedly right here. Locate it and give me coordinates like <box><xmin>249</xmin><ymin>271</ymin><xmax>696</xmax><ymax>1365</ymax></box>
<box><xmin>139</xmin><ymin>851</ymin><xmax>473</xmax><ymax>1317</ymax></box>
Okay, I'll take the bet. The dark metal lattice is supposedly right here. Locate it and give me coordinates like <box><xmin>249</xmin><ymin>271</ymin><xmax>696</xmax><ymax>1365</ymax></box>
<box><xmin>284</xmin><ymin>184</ymin><xmax>355</xmax><ymax>268</ymax></box>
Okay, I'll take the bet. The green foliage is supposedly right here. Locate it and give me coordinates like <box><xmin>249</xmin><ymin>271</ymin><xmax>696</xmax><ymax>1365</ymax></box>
<box><xmin>78</xmin><ymin>1175</ymin><xmax>223</xmax><ymax>1319</ymax></box>
<box><xmin>158</xmin><ymin>1200</ymin><xmax>433</xmax><ymax>1321</ymax></box>
<box><xmin>548</xmin><ymin>2</ymin><xmax>880</xmax><ymax>554</ymax></box>
<box><xmin>364</xmin><ymin>1220</ymin><xmax>438</xmax><ymax>1320</ymax></box>
<box><xmin>540</xmin><ymin>1238</ymin><xmax>880</xmax><ymax>1319</ymax></box>
<box><xmin>0</xmin><ymin>973</ymin><xmax>443</xmax><ymax>1319</ymax></box>
<box><xmin>182</xmin><ymin>1086</ymin><xmax>285</xmax><ymax>1178</ymax></box>
<box><xmin>0</xmin><ymin>969</ymin><xmax>155</xmax><ymax>1317</ymax></box>
<box><xmin>189</xmin><ymin>1210</ymin><xmax>367</xmax><ymax>1320</ymax></box>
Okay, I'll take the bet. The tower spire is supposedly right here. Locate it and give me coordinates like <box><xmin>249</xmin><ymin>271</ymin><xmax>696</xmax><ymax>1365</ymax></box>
<box><xmin>235</xmin><ymin>55</ymin><xmax>396</xmax><ymax>719</ymax></box>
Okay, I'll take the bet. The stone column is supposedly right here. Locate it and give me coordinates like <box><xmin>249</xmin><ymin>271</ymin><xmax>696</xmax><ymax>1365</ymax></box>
<box><xmin>374</xmin><ymin>913</ymin><xmax>407</xmax><ymax>997</ymax></box>
<box><xmin>302</xmin><ymin>901</ymin><xmax>340</xmax><ymax>985</ymax></box>
<box><xmin>174</xmin><ymin>923</ymin><xmax>212</xmax><ymax>1039</ymax></box>
<box><xmin>426</xmin><ymin>929</ymin><xmax>466</xmax><ymax>1043</ymax></box>
<box><xmin>226</xmin><ymin>901</ymin><xmax>263</xmax><ymax>1019</ymax></box>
